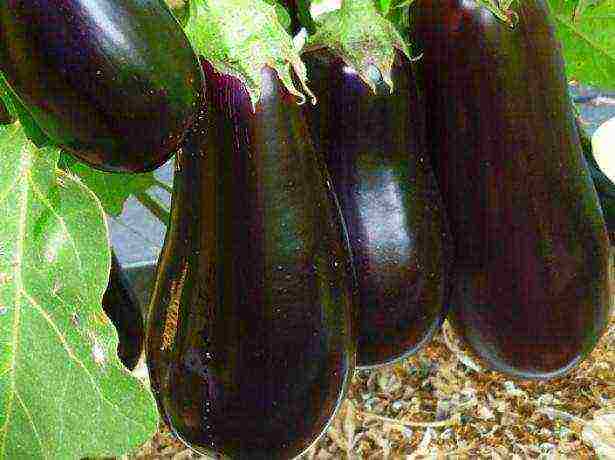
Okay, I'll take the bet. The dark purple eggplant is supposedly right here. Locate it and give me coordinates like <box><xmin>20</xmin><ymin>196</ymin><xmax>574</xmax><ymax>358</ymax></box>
<box><xmin>302</xmin><ymin>51</ymin><xmax>452</xmax><ymax>368</ymax></box>
<box><xmin>102</xmin><ymin>252</ymin><xmax>144</xmax><ymax>370</ymax></box>
<box><xmin>0</xmin><ymin>0</ymin><xmax>203</xmax><ymax>173</ymax></box>
<box><xmin>146</xmin><ymin>61</ymin><xmax>356</xmax><ymax>458</ymax></box>
<box><xmin>412</xmin><ymin>0</ymin><xmax>611</xmax><ymax>379</ymax></box>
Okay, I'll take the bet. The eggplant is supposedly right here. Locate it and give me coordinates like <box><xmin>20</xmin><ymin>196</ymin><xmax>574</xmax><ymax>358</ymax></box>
<box><xmin>102</xmin><ymin>252</ymin><xmax>144</xmax><ymax>370</ymax></box>
<box><xmin>412</xmin><ymin>0</ymin><xmax>611</xmax><ymax>379</ymax></box>
<box><xmin>0</xmin><ymin>0</ymin><xmax>203</xmax><ymax>173</ymax></box>
<box><xmin>146</xmin><ymin>61</ymin><xmax>356</xmax><ymax>458</ymax></box>
<box><xmin>302</xmin><ymin>51</ymin><xmax>452</xmax><ymax>368</ymax></box>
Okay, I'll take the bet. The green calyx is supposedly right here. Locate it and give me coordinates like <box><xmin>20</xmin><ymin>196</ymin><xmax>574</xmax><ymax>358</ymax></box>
<box><xmin>477</xmin><ymin>0</ymin><xmax>518</xmax><ymax>27</ymax></box>
<box><xmin>184</xmin><ymin>0</ymin><xmax>315</xmax><ymax>108</ymax></box>
<box><xmin>305</xmin><ymin>0</ymin><xmax>412</xmax><ymax>93</ymax></box>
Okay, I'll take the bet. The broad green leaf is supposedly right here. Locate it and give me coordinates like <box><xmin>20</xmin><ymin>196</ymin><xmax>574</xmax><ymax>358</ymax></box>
<box><xmin>548</xmin><ymin>0</ymin><xmax>615</xmax><ymax>89</ymax></box>
<box><xmin>184</xmin><ymin>0</ymin><xmax>315</xmax><ymax>107</ymax></box>
<box><xmin>63</xmin><ymin>155</ymin><xmax>157</xmax><ymax>217</ymax></box>
<box><xmin>0</xmin><ymin>124</ymin><xmax>158</xmax><ymax>459</ymax></box>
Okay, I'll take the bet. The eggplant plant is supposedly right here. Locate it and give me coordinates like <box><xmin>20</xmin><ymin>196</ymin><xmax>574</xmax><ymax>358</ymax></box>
<box><xmin>0</xmin><ymin>0</ymin><xmax>613</xmax><ymax>458</ymax></box>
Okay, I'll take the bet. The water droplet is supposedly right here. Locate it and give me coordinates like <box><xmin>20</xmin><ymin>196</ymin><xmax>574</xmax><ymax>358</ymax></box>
<box><xmin>0</xmin><ymin>306</ymin><xmax>7</xmax><ymax>315</ymax></box>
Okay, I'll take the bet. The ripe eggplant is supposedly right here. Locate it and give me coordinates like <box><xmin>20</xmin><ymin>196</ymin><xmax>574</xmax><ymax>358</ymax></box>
<box><xmin>0</xmin><ymin>0</ymin><xmax>203</xmax><ymax>173</ymax></box>
<box><xmin>412</xmin><ymin>0</ymin><xmax>611</xmax><ymax>379</ymax></box>
<box><xmin>302</xmin><ymin>51</ymin><xmax>452</xmax><ymax>367</ymax></box>
<box><xmin>102</xmin><ymin>252</ymin><xmax>144</xmax><ymax>370</ymax></box>
<box><xmin>146</xmin><ymin>61</ymin><xmax>356</xmax><ymax>458</ymax></box>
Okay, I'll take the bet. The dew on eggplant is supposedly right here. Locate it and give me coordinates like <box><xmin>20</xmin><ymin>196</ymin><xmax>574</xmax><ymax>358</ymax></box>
<box><xmin>146</xmin><ymin>61</ymin><xmax>356</xmax><ymax>459</ymax></box>
<box><xmin>301</xmin><ymin>49</ymin><xmax>452</xmax><ymax>368</ymax></box>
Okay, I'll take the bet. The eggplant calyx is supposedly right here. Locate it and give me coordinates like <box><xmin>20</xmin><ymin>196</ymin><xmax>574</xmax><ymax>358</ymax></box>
<box><xmin>477</xmin><ymin>0</ymin><xmax>518</xmax><ymax>28</ymax></box>
<box><xmin>305</xmin><ymin>0</ymin><xmax>412</xmax><ymax>94</ymax></box>
<box><xmin>183</xmin><ymin>0</ymin><xmax>315</xmax><ymax>108</ymax></box>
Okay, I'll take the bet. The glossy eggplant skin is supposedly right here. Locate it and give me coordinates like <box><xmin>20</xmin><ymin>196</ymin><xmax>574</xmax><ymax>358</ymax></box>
<box><xmin>0</xmin><ymin>0</ymin><xmax>203</xmax><ymax>173</ymax></box>
<box><xmin>412</xmin><ymin>0</ymin><xmax>611</xmax><ymax>379</ymax></box>
<box><xmin>302</xmin><ymin>51</ymin><xmax>452</xmax><ymax>368</ymax></box>
<box><xmin>146</xmin><ymin>61</ymin><xmax>356</xmax><ymax>459</ymax></box>
<box><xmin>102</xmin><ymin>252</ymin><xmax>144</xmax><ymax>370</ymax></box>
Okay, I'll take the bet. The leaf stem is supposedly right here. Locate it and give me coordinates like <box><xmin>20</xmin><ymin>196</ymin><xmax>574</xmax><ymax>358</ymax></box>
<box><xmin>153</xmin><ymin>177</ymin><xmax>173</xmax><ymax>194</ymax></box>
<box><xmin>134</xmin><ymin>191</ymin><xmax>170</xmax><ymax>225</ymax></box>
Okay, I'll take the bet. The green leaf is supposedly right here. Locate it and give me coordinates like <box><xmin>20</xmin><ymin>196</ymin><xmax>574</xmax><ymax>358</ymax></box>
<box><xmin>310</xmin><ymin>0</ymin><xmax>342</xmax><ymax>20</ymax></box>
<box><xmin>548</xmin><ymin>0</ymin><xmax>615</xmax><ymax>89</ymax></box>
<box><xmin>0</xmin><ymin>123</ymin><xmax>158</xmax><ymax>459</ymax></box>
<box><xmin>184</xmin><ymin>0</ymin><xmax>315</xmax><ymax>107</ymax></box>
<box><xmin>63</xmin><ymin>155</ymin><xmax>157</xmax><ymax>217</ymax></box>
<box><xmin>379</xmin><ymin>0</ymin><xmax>393</xmax><ymax>14</ymax></box>
<box><xmin>264</xmin><ymin>0</ymin><xmax>293</xmax><ymax>31</ymax></box>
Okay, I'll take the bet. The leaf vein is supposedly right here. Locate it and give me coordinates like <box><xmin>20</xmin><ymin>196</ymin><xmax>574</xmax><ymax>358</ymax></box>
<box><xmin>26</xmin><ymin>175</ymin><xmax>84</xmax><ymax>273</ymax></box>
<box><xmin>554</xmin><ymin>14</ymin><xmax>615</xmax><ymax>62</ymax></box>
<box><xmin>23</xmin><ymin>292</ymin><xmax>149</xmax><ymax>432</ymax></box>
<box><xmin>14</xmin><ymin>390</ymin><xmax>46</xmax><ymax>459</ymax></box>
<box><xmin>0</xmin><ymin>151</ymin><xmax>30</xmax><ymax>457</ymax></box>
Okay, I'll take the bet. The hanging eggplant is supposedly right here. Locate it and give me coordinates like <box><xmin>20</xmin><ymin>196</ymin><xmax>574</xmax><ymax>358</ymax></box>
<box><xmin>102</xmin><ymin>252</ymin><xmax>144</xmax><ymax>370</ymax></box>
<box><xmin>412</xmin><ymin>0</ymin><xmax>611</xmax><ymax>379</ymax></box>
<box><xmin>0</xmin><ymin>0</ymin><xmax>203</xmax><ymax>172</ymax></box>
<box><xmin>302</xmin><ymin>50</ymin><xmax>452</xmax><ymax>368</ymax></box>
<box><xmin>146</xmin><ymin>60</ymin><xmax>356</xmax><ymax>459</ymax></box>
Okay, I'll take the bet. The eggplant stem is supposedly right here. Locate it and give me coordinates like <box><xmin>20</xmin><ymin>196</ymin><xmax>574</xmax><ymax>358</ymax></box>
<box><xmin>153</xmin><ymin>177</ymin><xmax>173</xmax><ymax>194</ymax></box>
